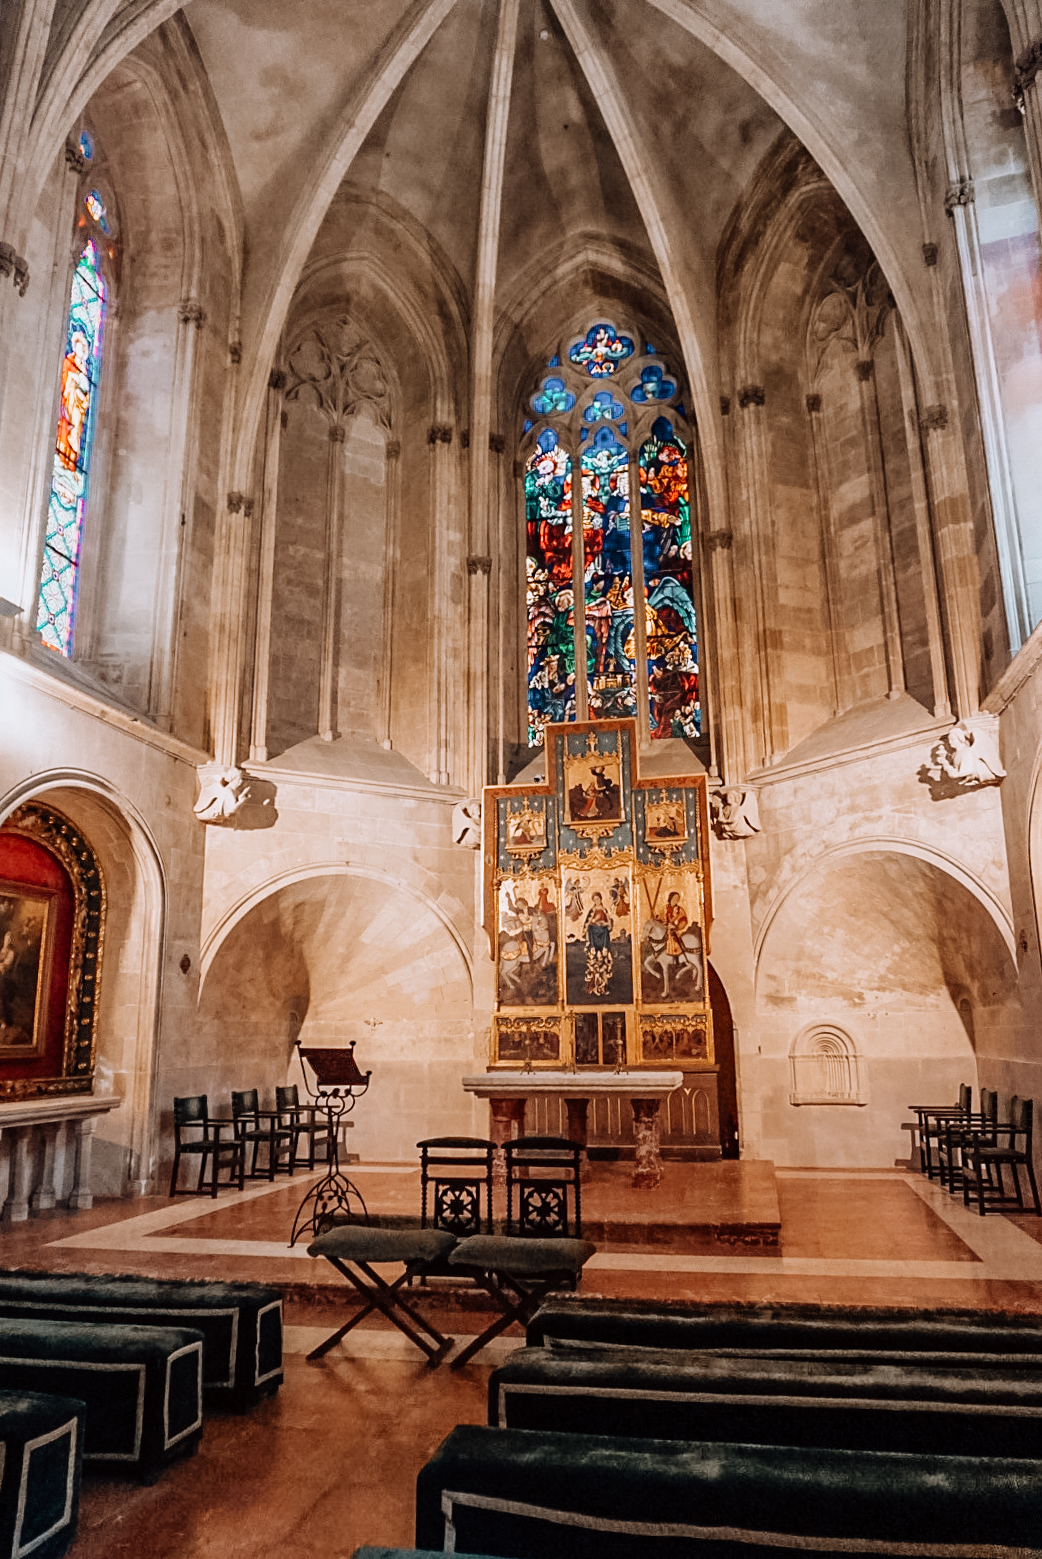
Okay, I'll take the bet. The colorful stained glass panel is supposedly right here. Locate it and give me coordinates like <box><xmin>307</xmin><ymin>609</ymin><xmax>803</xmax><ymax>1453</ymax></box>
<box><xmin>569</xmin><ymin>323</ymin><xmax>634</xmax><ymax>378</ymax></box>
<box><xmin>532</xmin><ymin>375</ymin><xmax>576</xmax><ymax>416</ymax></box>
<box><xmin>640</xmin><ymin>418</ymin><xmax>699</xmax><ymax>738</ymax></box>
<box><xmin>582</xmin><ymin>427</ymin><xmax>637</xmax><ymax>722</ymax></box>
<box><xmin>526</xmin><ymin>430</ymin><xmax>577</xmax><ymax>745</ymax></box>
<box><xmin>631</xmin><ymin>364</ymin><xmax>676</xmax><ymax>403</ymax></box>
<box><xmin>583</xmin><ymin>390</ymin><xmax>624</xmax><ymax>424</ymax></box>
<box><xmin>37</xmin><ymin>239</ymin><xmax>106</xmax><ymax>655</ymax></box>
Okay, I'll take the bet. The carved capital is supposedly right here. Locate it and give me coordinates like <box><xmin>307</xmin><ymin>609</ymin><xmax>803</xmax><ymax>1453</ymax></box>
<box><xmin>738</xmin><ymin>384</ymin><xmax>765</xmax><ymax>409</ymax></box>
<box><xmin>0</xmin><ymin>241</ymin><xmax>29</xmax><ymax>296</ymax></box>
<box><xmin>268</xmin><ymin>369</ymin><xmax>287</xmax><ymax>392</ymax></box>
<box><xmin>64</xmin><ymin>143</ymin><xmax>87</xmax><ymax>174</ymax></box>
<box><xmin>705</xmin><ymin>530</ymin><xmax>734</xmax><ymax>553</ymax></box>
<box><xmin>467</xmin><ymin>555</ymin><xmax>492</xmax><ymax>576</ymax></box>
<box><xmin>922</xmin><ymin>242</ymin><xmax>939</xmax><ymax>267</ymax></box>
<box><xmin>460</xmin><ymin>429</ymin><xmax>470</xmax><ymax>450</ymax></box>
<box><xmin>805</xmin><ymin>393</ymin><xmax>822</xmax><ymax>414</ymax></box>
<box><xmin>489</xmin><ymin>432</ymin><xmax>505</xmax><ymax>454</ymax></box>
<box><xmin>428</xmin><ymin>424</ymin><xmax>453</xmax><ymax>445</ymax></box>
<box><xmin>226</xmin><ymin>491</ymin><xmax>253</xmax><ymax>515</ymax></box>
<box><xmin>1014</xmin><ymin>40</ymin><xmax>1042</xmax><ymax>113</ymax></box>
<box><xmin>855</xmin><ymin>359</ymin><xmax>874</xmax><ymax>383</ymax></box>
<box><xmin>178</xmin><ymin>300</ymin><xmax>205</xmax><ymax>329</ymax></box>
<box><xmin>385</xmin><ymin>439</ymin><xmax>401</xmax><ymax>460</ymax></box>
<box><xmin>329</xmin><ymin>424</ymin><xmax>346</xmax><ymax>444</ymax></box>
<box><xmin>920</xmin><ymin>404</ymin><xmax>949</xmax><ymax>433</ymax></box>
<box><xmin>228</xmin><ymin>340</ymin><xmax>242</xmax><ymax>365</ymax></box>
<box><xmin>944</xmin><ymin>180</ymin><xmax>974</xmax><ymax>213</ymax></box>
<box><xmin>719</xmin><ymin>395</ymin><xmax>731</xmax><ymax>417</ymax></box>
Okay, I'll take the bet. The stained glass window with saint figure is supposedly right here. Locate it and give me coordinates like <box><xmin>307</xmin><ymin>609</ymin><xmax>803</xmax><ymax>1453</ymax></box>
<box><xmin>37</xmin><ymin>238</ymin><xmax>107</xmax><ymax>655</ymax></box>
<box><xmin>641</xmin><ymin>418</ymin><xmax>699</xmax><ymax>737</ymax></box>
<box><xmin>525</xmin><ymin>429</ymin><xmax>577</xmax><ymax>744</ymax></box>
<box><xmin>582</xmin><ymin>427</ymin><xmax>637</xmax><ymax>722</ymax></box>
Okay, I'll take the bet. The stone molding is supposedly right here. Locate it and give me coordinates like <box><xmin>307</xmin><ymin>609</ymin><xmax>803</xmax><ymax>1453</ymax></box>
<box><xmin>284</xmin><ymin>314</ymin><xmax>393</xmax><ymax>433</ymax></box>
<box><xmin>809</xmin><ymin>260</ymin><xmax>889</xmax><ymax>376</ymax></box>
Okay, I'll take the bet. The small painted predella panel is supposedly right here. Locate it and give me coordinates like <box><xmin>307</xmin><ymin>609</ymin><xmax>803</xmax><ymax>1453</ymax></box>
<box><xmin>494</xmin><ymin>1014</ymin><xmax>563</xmax><ymax>1067</ymax></box>
<box><xmin>643</xmin><ymin>795</ymin><xmax>688</xmax><ymax>847</ymax></box>
<box><xmin>564</xmin><ymin>865</ymin><xmax>633</xmax><ymax>1006</ymax></box>
<box><xmin>636</xmin><ymin>865</ymin><xmax>705</xmax><ymax>1007</ymax></box>
<box><xmin>563</xmin><ymin>747</ymin><xmax>624</xmax><ymax>827</ymax></box>
<box><xmin>497</xmin><ymin>874</ymin><xmax>560</xmax><ymax>1007</ymax></box>
<box><xmin>504</xmin><ymin>800</ymin><xmax>547</xmax><ymax>857</ymax></box>
<box><xmin>638</xmin><ymin>1011</ymin><xmax>713</xmax><ymax>1066</ymax></box>
<box><xmin>0</xmin><ymin>880</ymin><xmax>55</xmax><ymax>1055</ymax></box>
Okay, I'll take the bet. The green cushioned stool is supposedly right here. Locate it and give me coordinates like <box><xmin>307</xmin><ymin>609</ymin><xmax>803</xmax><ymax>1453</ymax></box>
<box><xmin>307</xmin><ymin>1227</ymin><xmax>459</xmax><ymax>1367</ymax></box>
<box><xmin>0</xmin><ymin>1392</ymin><xmax>84</xmax><ymax>1559</ymax></box>
<box><xmin>490</xmin><ymin>1343</ymin><xmax>1042</xmax><ymax>1457</ymax></box>
<box><xmin>0</xmin><ymin>1272</ymin><xmax>283</xmax><ymax>1407</ymax></box>
<box><xmin>416</xmin><ymin>1424</ymin><xmax>1042</xmax><ymax>1557</ymax></box>
<box><xmin>0</xmin><ymin>1319</ymin><xmax>203</xmax><ymax>1483</ymax></box>
<box><xmin>351</xmin><ymin>1550</ymin><xmax>505</xmax><ymax>1558</ymax></box>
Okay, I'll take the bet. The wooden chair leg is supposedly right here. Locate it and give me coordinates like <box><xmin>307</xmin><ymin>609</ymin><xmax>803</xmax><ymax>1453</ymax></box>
<box><xmin>169</xmin><ymin>1149</ymin><xmax>180</xmax><ymax>1197</ymax></box>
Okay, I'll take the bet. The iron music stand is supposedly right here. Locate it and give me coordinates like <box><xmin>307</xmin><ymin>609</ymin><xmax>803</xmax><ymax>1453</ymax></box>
<box><xmin>288</xmin><ymin>1042</ymin><xmax>372</xmax><ymax>1246</ymax></box>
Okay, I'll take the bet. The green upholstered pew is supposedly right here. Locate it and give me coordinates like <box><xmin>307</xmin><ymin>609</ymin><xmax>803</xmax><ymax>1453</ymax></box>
<box><xmin>0</xmin><ymin>1319</ymin><xmax>202</xmax><ymax>1482</ymax></box>
<box><xmin>416</xmin><ymin>1424</ymin><xmax>1042</xmax><ymax>1558</ymax></box>
<box><xmin>351</xmin><ymin>1550</ymin><xmax>504</xmax><ymax>1558</ymax></box>
<box><xmin>0</xmin><ymin>1392</ymin><xmax>84</xmax><ymax>1559</ymax></box>
<box><xmin>0</xmin><ymin>1272</ymin><xmax>282</xmax><ymax>1407</ymax></box>
<box><xmin>490</xmin><ymin>1343</ymin><xmax>1042</xmax><ymax>1457</ymax></box>
<box><xmin>527</xmin><ymin>1294</ymin><xmax>1042</xmax><ymax>1362</ymax></box>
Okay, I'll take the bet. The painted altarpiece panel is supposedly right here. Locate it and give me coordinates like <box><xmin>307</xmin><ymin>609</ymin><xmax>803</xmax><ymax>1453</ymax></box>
<box><xmin>484</xmin><ymin>720</ymin><xmax>712</xmax><ymax>1072</ymax></box>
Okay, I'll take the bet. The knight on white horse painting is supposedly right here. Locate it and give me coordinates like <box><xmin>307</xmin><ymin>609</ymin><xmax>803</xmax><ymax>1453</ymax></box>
<box><xmin>638</xmin><ymin>871</ymin><xmax>704</xmax><ymax>1003</ymax></box>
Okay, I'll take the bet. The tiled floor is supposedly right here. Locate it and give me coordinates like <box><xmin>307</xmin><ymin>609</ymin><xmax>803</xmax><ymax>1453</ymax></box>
<box><xmin>4</xmin><ymin>1160</ymin><xmax>1042</xmax><ymax>1556</ymax></box>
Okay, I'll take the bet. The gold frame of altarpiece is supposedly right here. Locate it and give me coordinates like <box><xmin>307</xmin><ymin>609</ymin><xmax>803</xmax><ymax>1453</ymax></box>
<box><xmin>484</xmin><ymin>719</ymin><xmax>714</xmax><ymax>1073</ymax></box>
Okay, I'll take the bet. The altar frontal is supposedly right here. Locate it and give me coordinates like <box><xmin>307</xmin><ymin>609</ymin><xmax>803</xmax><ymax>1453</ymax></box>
<box><xmin>484</xmin><ymin>720</ymin><xmax>712</xmax><ymax>1073</ymax></box>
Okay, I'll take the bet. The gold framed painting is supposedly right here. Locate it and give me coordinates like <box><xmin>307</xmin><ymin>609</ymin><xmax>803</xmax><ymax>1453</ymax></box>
<box><xmin>496</xmin><ymin>873</ymin><xmax>560</xmax><ymax>1008</ymax></box>
<box><xmin>493</xmin><ymin>1014</ymin><xmax>564</xmax><ymax>1068</ymax></box>
<box><xmin>0</xmin><ymin>879</ymin><xmax>56</xmax><ymax>1057</ymax></box>
<box><xmin>644</xmin><ymin>794</ymin><xmax>688</xmax><ymax>849</ymax></box>
<box><xmin>638</xmin><ymin>1011</ymin><xmax>713</xmax><ymax>1065</ymax></box>
<box><xmin>635</xmin><ymin>865</ymin><xmax>705</xmax><ymax>1006</ymax></box>
<box><xmin>563</xmin><ymin>749</ymin><xmax>624</xmax><ymax>827</ymax></box>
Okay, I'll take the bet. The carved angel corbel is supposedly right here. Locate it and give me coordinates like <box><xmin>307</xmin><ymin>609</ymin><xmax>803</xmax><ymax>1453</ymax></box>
<box><xmin>451</xmin><ymin>798</ymin><xmax>483</xmax><ymax>849</ymax></box>
<box><xmin>194</xmin><ymin>763</ymin><xmax>250</xmax><ymax>823</ymax></box>
<box><xmin>928</xmin><ymin>715</ymin><xmax>1005</xmax><ymax>789</ymax></box>
<box><xmin>710</xmin><ymin>786</ymin><xmax>761</xmax><ymax>840</ymax></box>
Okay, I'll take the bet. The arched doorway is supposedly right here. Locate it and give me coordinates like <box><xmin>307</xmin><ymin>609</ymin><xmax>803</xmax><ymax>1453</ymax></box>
<box><xmin>709</xmin><ymin>964</ymin><xmax>740</xmax><ymax>1159</ymax></box>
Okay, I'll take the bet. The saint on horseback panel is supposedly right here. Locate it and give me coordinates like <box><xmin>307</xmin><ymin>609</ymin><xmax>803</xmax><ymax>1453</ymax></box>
<box><xmin>637</xmin><ymin>865</ymin><xmax>705</xmax><ymax>1006</ymax></box>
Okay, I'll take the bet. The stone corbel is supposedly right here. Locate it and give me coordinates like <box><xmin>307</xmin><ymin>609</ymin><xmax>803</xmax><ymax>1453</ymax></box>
<box><xmin>944</xmin><ymin>181</ymin><xmax>974</xmax><ymax>213</ymax></box>
<box><xmin>0</xmin><ymin>241</ymin><xmax>29</xmax><ymax>296</ymax></box>
<box><xmin>710</xmin><ymin>787</ymin><xmax>761</xmax><ymax>839</ymax></box>
<box><xmin>926</xmin><ymin>714</ymin><xmax>1005</xmax><ymax>790</ymax></box>
<box><xmin>193</xmin><ymin>762</ymin><xmax>250</xmax><ymax>823</ymax></box>
<box><xmin>1014</xmin><ymin>40</ymin><xmax>1042</xmax><ymax>115</ymax></box>
<box><xmin>451</xmin><ymin>798</ymin><xmax>482</xmax><ymax>848</ymax></box>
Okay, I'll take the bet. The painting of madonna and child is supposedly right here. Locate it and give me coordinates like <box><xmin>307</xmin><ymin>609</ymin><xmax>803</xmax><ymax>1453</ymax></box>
<box><xmin>563</xmin><ymin>867</ymin><xmax>634</xmax><ymax>1005</ymax></box>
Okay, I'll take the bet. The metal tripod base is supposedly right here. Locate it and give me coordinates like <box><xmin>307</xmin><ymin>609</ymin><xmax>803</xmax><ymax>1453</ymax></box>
<box><xmin>289</xmin><ymin>1169</ymin><xmax>369</xmax><ymax>1246</ymax></box>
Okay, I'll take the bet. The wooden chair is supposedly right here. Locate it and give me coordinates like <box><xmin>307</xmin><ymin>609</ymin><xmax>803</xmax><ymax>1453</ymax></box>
<box><xmin>231</xmin><ymin>1089</ymin><xmax>296</xmax><ymax>1181</ymax></box>
<box><xmin>168</xmin><ymin>1095</ymin><xmax>244</xmax><ymax>1197</ymax></box>
<box><xmin>908</xmin><ymin>1083</ymin><xmax>972</xmax><ymax>1180</ymax></box>
<box><xmin>446</xmin><ymin>1136</ymin><xmax>595</xmax><ymax>1371</ymax></box>
<box><xmin>965</xmin><ymin>1096</ymin><xmax>1042</xmax><ymax>1216</ymax></box>
<box><xmin>276</xmin><ymin>1084</ymin><xmax>336</xmax><ymax>1171</ymax></box>
<box><xmin>419</xmin><ymin>1137</ymin><xmax>496</xmax><ymax>1238</ymax></box>
<box><xmin>938</xmin><ymin>1087</ymin><xmax>997</xmax><ymax>1194</ymax></box>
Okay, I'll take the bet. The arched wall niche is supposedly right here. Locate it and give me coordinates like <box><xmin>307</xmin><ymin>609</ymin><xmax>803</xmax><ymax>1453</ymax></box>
<box><xmin>195</xmin><ymin>869</ymin><xmax>477</xmax><ymax>1163</ymax></box>
<box><xmin>789</xmin><ymin>1024</ymin><xmax>865</xmax><ymax>1106</ymax></box>
<box><xmin>750</xmin><ymin>844</ymin><xmax>1015</xmax><ymax>1165</ymax></box>
<box><xmin>0</xmin><ymin>774</ymin><xmax>166</xmax><ymax>1197</ymax></box>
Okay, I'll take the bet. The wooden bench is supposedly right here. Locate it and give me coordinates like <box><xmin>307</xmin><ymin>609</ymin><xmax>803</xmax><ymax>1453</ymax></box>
<box><xmin>0</xmin><ymin>1318</ymin><xmax>203</xmax><ymax>1482</ymax></box>
<box><xmin>416</xmin><ymin>1423</ymin><xmax>1042</xmax><ymax>1557</ymax></box>
<box><xmin>0</xmin><ymin>1391</ymin><xmax>84</xmax><ymax>1559</ymax></box>
<box><xmin>0</xmin><ymin>1271</ymin><xmax>282</xmax><ymax>1407</ymax></box>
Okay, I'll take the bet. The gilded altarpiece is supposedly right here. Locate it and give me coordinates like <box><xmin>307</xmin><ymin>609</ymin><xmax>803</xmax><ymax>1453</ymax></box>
<box><xmin>483</xmin><ymin>721</ymin><xmax>712</xmax><ymax>1077</ymax></box>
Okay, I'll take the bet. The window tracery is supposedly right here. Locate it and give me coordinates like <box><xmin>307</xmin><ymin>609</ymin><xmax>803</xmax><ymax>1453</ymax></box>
<box><xmin>522</xmin><ymin>322</ymin><xmax>701</xmax><ymax>747</ymax></box>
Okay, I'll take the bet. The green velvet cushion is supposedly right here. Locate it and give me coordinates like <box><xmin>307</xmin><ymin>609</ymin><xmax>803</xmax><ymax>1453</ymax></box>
<box><xmin>416</xmin><ymin>1424</ymin><xmax>1042</xmax><ymax>1555</ymax></box>
<box><xmin>489</xmin><ymin>1344</ymin><xmax>1042</xmax><ymax>1457</ymax></box>
<box><xmin>449</xmin><ymin>1236</ymin><xmax>595</xmax><ymax>1276</ymax></box>
<box><xmin>528</xmin><ymin>1295</ymin><xmax>1042</xmax><ymax>1359</ymax></box>
<box><xmin>0</xmin><ymin>1318</ymin><xmax>203</xmax><ymax>1478</ymax></box>
<box><xmin>309</xmin><ymin>1226</ymin><xmax>458</xmax><ymax>1264</ymax></box>
<box><xmin>0</xmin><ymin>1391</ymin><xmax>84</xmax><ymax>1559</ymax></box>
<box><xmin>0</xmin><ymin>1270</ymin><xmax>282</xmax><ymax>1403</ymax></box>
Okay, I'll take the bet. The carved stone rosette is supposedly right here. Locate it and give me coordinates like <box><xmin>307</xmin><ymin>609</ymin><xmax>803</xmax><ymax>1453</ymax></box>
<box><xmin>1</xmin><ymin>803</ymin><xmax>106</xmax><ymax>1096</ymax></box>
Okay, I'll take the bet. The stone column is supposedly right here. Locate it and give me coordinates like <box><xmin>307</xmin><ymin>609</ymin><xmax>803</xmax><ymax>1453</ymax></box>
<box><xmin>919</xmin><ymin>404</ymin><xmax>983</xmax><ymax>717</ymax></box>
<box><xmin>630</xmin><ymin>1099</ymin><xmax>664</xmax><ymax>1189</ymax></box>
<box><xmin>855</xmin><ymin>357</ymin><xmax>905</xmax><ymax>699</ymax></box>
<box><xmin>377</xmin><ymin>438</ymin><xmax>401</xmax><ymax>750</ymax></box>
<box><xmin>805</xmin><ymin>393</ymin><xmax>843</xmax><ymax>712</ymax></box>
<box><xmin>734</xmin><ymin>385</ymin><xmax>778</xmax><ymax>766</ymax></box>
<box><xmin>428</xmin><ymin>424</ymin><xmax>455</xmax><ymax>785</ymax></box>
<box><xmin>8</xmin><ymin>1126</ymin><xmax>35</xmax><ymax>1222</ymax></box>
<box><xmin>71</xmin><ymin>1117</ymin><xmax>97</xmax><ymax>1211</ymax></box>
<box><xmin>318</xmin><ymin>423</ymin><xmax>345</xmax><ymax>743</ymax></box>
<box><xmin>488</xmin><ymin>1097</ymin><xmax>526</xmax><ymax>1187</ymax></box>
<box><xmin>249</xmin><ymin>369</ymin><xmax>285</xmax><ymax>760</ymax></box>
<box><xmin>31</xmin><ymin>1121</ymin><xmax>59</xmax><ymax>1212</ymax></box>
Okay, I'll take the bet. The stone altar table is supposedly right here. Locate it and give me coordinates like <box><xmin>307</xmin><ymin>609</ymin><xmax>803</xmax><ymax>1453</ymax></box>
<box><xmin>0</xmin><ymin>1094</ymin><xmax>121</xmax><ymax>1220</ymax></box>
<box><xmin>462</xmin><ymin>1071</ymin><xmax>683</xmax><ymax>1189</ymax></box>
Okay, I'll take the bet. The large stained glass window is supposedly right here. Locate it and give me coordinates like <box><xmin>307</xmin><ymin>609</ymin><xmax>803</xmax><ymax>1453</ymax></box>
<box><xmin>522</xmin><ymin>326</ymin><xmax>701</xmax><ymax>745</ymax></box>
<box><xmin>37</xmin><ymin>238</ymin><xmax>107</xmax><ymax>655</ymax></box>
<box><xmin>525</xmin><ymin>429</ymin><xmax>577</xmax><ymax>744</ymax></box>
<box><xmin>641</xmin><ymin>418</ymin><xmax>699</xmax><ymax>737</ymax></box>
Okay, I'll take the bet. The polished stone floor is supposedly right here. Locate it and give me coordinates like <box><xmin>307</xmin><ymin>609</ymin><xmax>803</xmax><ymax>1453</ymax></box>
<box><xmin>4</xmin><ymin>1160</ymin><xmax>1042</xmax><ymax>1557</ymax></box>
